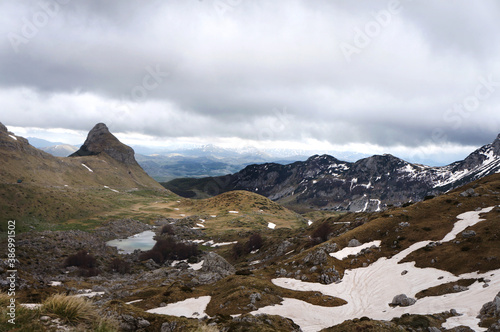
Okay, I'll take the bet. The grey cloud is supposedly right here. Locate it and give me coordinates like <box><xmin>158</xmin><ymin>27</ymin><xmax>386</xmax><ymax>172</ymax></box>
<box><xmin>1</xmin><ymin>0</ymin><xmax>500</xmax><ymax>158</ymax></box>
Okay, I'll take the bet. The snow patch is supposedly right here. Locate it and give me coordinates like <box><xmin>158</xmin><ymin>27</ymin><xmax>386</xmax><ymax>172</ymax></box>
<box><xmin>9</xmin><ymin>134</ymin><xmax>17</xmax><ymax>141</ymax></box>
<box><xmin>125</xmin><ymin>299</ymin><xmax>143</xmax><ymax>305</ymax></box>
<box><xmin>49</xmin><ymin>281</ymin><xmax>62</xmax><ymax>286</ymax></box>
<box><xmin>268</xmin><ymin>222</ymin><xmax>276</xmax><ymax>229</ymax></box>
<box><xmin>252</xmin><ymin>207</ymin><xmax>499</xmax><ymax>332</ymax></box>
<box><xmin>81</xmin><ymin>163</ymin><xmax>93</xmax><ymax>172</ymax></box>
<box><xmin>146</xmin><ymin>296</ymin><xmax>211</xmax><ymax>318</ymax></box>
<box><xmin>104</xmin><ymin>185</ymin><xmax>119</xmax><ymax>193</ymax></box>
<box><xmin>228</xmin><ymin>210</ymin><xmax>239</xmax><ymax>214</ymax></box>
<box><xmin>330</xmin><ymin>240</ymin><xmax>381</xmax><ymax>260</ymax></box>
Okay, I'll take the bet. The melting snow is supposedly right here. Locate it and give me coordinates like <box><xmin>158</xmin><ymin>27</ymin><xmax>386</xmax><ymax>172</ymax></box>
<box><xmin>228</xmin><ymin>211</ymin><xmax>239</xmax><ymax>214</ymax></box>
<box><xmin>252</xmin><ymin>206</ymin><xmax>498</xmax><ymax>332</ymax></box>
<box><xmin>49</xmin><ymin>281</ymin><xmax>62</xmax><ymax>286</ymax></box>
<box><xmin>146</xmin><ymin>296</ymin><xmax>211</xmax><ymax>318</ymax></box>
<box><xmin>196</xmin><ymin>223</ymin><xmax>205</xmax><ymax>228</ymax></box>
<box><xmin>104</xmin><ymin>185</ymin><xmax>119</xmax><ymax>193</ymax></box>
<box><xmin>81</xmin><ymin>163</ymin><xmax>93</xmax><ymax>172</ymax></box>
<box><xmin>308</xmin><ymin>220</ymin><xmax>313</xmax><ymax>226</ymax></box>
<box><xmin>330</xmin><ymin>240</ymin><xmax>381</xmax><ymax>260</ymax></box>
<box><xmin>125</xmin><ymin>299</ymin><xmax>143</xmax><ymax>305</ymax></box>
<box><xmin>202</xmin><ymin>240</ymin><xmax>237</xmax><ymax>247</ymax></box>
<box><xmin>268</xmin><ymin>222</ymin><xmax>276</xmax><ymax>229</ymax></box>
<box><xmin>9</xmin><ymin>134</ymin><xmax>17</xmax><ymax>141</ymax></box>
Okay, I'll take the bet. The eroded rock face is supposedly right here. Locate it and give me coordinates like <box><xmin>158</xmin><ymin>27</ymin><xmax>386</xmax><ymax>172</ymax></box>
<box><xmin>70</xmin><ymin>123</ymin><xmax>138</xmax><ymax>165</ymax></box>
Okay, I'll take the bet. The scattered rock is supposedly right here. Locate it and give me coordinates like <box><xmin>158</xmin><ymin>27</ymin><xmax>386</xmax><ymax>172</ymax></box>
<box><xmin>461</xmin><ymin>230</ymin><xmax>476</xmax><ymax>238</ymax></box>
<box><xmin>391</xmin><ymin>294</ymin><xmax>416</xmax><ymax>307</ymax></box>
<box><xmin>450</xmin><ymin>309</ymin><xmax>462</xmax><ymax>316</ymax></box>
<box><xmin>401</xmin><ymin>270</ymin><xmax>408</xmax><ymax>275</ymax></box>
<box><xmin>460</xmin><ymin>188</ymin><xmax>479</xmax><ymax>197</ymax></box>
<box><xmin>453</xmin><ymin>285</ymin><xmax>469</xmax><ymax>293</ymax></box>
<box><xmin>399</xmin><ymin>222</ymin><xmax>410</xmax><ymax>228</ymax></box>
<box><xmin>303</xmin><ymin>249</ymin><xmax>328</xmax><ymax>265</ymax></box>
<box><xmin>348</xmin><ymin>239</ymin><xmax>362</xmax><ymax>247</ymax></box>
<box><xmin>161</xmin><ymin>321</ymin><xmax>179</xmax><ymax>332</ymax></box>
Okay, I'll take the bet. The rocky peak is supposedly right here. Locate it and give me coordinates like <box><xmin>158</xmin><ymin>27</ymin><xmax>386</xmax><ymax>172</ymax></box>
<box><xmin>492</xmin><ymin>133</ymin><xmax>500</xmax><ymax>155</ymax></box>
<box><xmin>0</xmin><ymin>122</ymin><xmax>7</xmax><ymax>133</ymax></box>
<box><xmin>70</xmin><ymin>123</ymin><xmax>138</xmax><ymax>165</ymax></box>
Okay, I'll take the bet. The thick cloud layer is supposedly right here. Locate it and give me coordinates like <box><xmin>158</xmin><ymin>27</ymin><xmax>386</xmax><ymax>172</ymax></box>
<box><xmin>1</xmin><ymin>0</ymin><xmax>500</xmax><ymax>163</ymax></box>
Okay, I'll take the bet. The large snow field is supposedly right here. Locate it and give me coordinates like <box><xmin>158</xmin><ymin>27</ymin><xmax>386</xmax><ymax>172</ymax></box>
<box><xmin>251</xmin><ymin>206</ymin><xmax>498</xmax><ymax>332</ymax></box>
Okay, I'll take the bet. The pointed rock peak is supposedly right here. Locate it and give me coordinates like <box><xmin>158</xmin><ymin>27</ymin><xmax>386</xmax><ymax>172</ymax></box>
<box><xmin>492</xmin><ymin>132</ymin><xmax>500</xmax><ymax>155</ymax></box>
<box><xmin>70</xmin><ymin>123</ymin><xmax>138</xmax><ymax>165</ymax></box>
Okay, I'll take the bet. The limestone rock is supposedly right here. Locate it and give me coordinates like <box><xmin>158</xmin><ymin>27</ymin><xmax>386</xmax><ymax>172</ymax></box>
<box><xmin>70</xmin><ymin>123</ymin><xmax>138</xmax><ymax>165</ymax></box>
<box><xmin>391</xmin><ymin>294</ymin><xmax>416</xmax><ymax>307</ymax></box>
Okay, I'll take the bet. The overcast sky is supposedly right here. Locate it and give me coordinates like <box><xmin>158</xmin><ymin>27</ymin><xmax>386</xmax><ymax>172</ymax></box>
<box><xmin>1</xmin><ymin>0</ymin><xmax>500</xmax><ymax>165</ymax></box>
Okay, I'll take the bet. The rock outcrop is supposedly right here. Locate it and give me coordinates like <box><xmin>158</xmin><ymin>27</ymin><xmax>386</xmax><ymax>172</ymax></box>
<box><xmin>70</xmin><ymin>123</ymin><xmax>138</xmax><ymax>165</ymax></box>
<box><xmin>197</xmin><ymin>252</ymin><xmax>236</xmax><ymax>284</ymax></box>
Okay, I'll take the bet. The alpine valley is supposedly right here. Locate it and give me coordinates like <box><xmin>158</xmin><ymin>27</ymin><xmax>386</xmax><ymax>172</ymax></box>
<box><xmin>1</xmin><ymin>122</ymin><xmax>500</xmax><ymax>332</ymax></box>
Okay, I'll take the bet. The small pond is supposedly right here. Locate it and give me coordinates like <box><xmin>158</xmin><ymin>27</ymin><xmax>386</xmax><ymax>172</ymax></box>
<box><xmin>106</xmin><ymin>230</ymin><xmax>156</xmax><ymax>254</ymax></box>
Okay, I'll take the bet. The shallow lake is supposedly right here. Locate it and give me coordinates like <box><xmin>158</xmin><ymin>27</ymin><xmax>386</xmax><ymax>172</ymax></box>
<box><xmin>106</xmin><ymin>230</ymin><xmax>156</xmax><ymax>253</ymax></box>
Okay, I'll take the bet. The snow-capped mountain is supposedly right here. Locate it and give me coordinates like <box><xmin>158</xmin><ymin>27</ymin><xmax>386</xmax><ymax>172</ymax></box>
<box><xmin>164</xmin><ymin>134</ymin><xmax>500</xmax><ymax>211</ymax></box>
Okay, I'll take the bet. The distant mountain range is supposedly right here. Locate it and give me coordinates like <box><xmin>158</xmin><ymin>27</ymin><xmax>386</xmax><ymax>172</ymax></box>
<box><xmin>33</xmin><ymin>140</ymin><xmax>370</xmax><ymax>181</ymax></box>
<box><xmin>164</xmin><ymin>134</ymin><xmax>500</xmax><ymax>212</ymax></box>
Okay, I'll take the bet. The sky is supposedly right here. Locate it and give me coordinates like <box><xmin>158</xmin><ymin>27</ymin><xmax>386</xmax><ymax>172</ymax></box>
<box><xmin>1</xmin><ymin>0</ymin><xmax>500</xmax><ymax>165</ymax></box>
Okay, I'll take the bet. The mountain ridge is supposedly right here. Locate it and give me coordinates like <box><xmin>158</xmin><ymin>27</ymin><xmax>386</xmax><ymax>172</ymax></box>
<box><xmin>164</xmin><ymin>133</ymin><xmax>500</xmax><ymax>211</ymax></box>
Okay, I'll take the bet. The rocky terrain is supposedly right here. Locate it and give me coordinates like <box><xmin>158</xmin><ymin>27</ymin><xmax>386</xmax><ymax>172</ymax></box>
<box><xmin>164</xmin><ymin>134</ymin><xmax>500</xmax><ymax>212</ymax></box>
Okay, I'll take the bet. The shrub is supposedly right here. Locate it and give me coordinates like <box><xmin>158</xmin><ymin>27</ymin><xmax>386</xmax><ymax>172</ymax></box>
<box><xmin>139</xmin><ymin>236</ymin><xmax>199</xmax><ymax>264</ymax></box>
<box><xmin>42</xmin><ymin>294</ymin><xmax>118</xmax><ymax>331</ymax></box>
<box><xmin>312</xmin><ymin>222</ymin><xmax>332</xmax><ymax>243</ymax></box>
<box><xmin>42</xmin><ymin>294</ymin><xmax>98</xmax><ymax>324</ymax></box>
<box><xmin>78</xmin><ymin>267</ymin><xmax>99</xmax><ymax>277</ymax></box>
<box><xmin>232</xmin><ymin>242</ymin><xmax>246</xmax><ymax>260</ymax></box>
<box><xmin>109</xmin><ymin>258</ymin><xmax>131</xmax><ymax>274</ymax></box>
<box><xmin>246</xmin><ymin>233</ymin><xmax>263</xmax><ymax>252</ymax></box>
<box><xmin>161</xmin><ymin>224</ymin><xmax>175</xmax><ymax>235</ymax></box>
<box><xmin>139</xmin><ymin>250</ymin><xmax>164</xmax><ymax>264</ymax></box>
<box><xmin>65</xmin><ymin>250</ymin><xmax>96</xmax><ymax>269</ymax></box>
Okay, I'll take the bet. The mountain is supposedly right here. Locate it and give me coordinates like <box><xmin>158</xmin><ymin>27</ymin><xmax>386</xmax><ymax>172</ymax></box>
<box><xmin>70</xmin><ymin>123</ymin><xmax>139</xmax><ymax>166</ymax></box>
<box><xmin>0</xmin><ymin>122</ymin><xmax>164</xmax><ymax>225</ymax></box>
<box><xmin>41</xmin><ymin>144</ymin><xmax>78</xmax><ymax>157</ymax></box>
<box><xmin>164</xmin><ymin>133</ymin><xmax>500</xmax><ymax>211</ymax></box>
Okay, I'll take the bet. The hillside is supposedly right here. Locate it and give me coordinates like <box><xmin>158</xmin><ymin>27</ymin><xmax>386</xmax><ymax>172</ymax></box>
<box><xmin>3</xmin><ymin>170</ymin><xmax>500</xmax><ymax>331</ymax></box>
<box><xmin>164</xmin><ymin>133</ymin><xmax>500</xmax><ymax>212</ymax></box>
<box><xmin>0</xmin><ymin>122</ymin><xmax>167</xmax><ymax>230</ymax></box>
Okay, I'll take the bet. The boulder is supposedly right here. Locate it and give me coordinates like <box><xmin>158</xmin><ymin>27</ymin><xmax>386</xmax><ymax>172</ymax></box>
<box><xmin>348</xmin><ymin>239</ymin><xmax>362</xmax><ymax>247</ymax></box>
<box><xmin>303</xmin><ymin>249</ymin><xmax>328</xmax><ymax>265</ymax></box>
<box><xmin>198</xmin><ymin>252</ymin><xmax>235</xmax><ymax>284</ymax></box>
<box><xmin>391</xmin><ymin>294</ymin><xmax>416</xmax><ymax>307</ymax></box>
